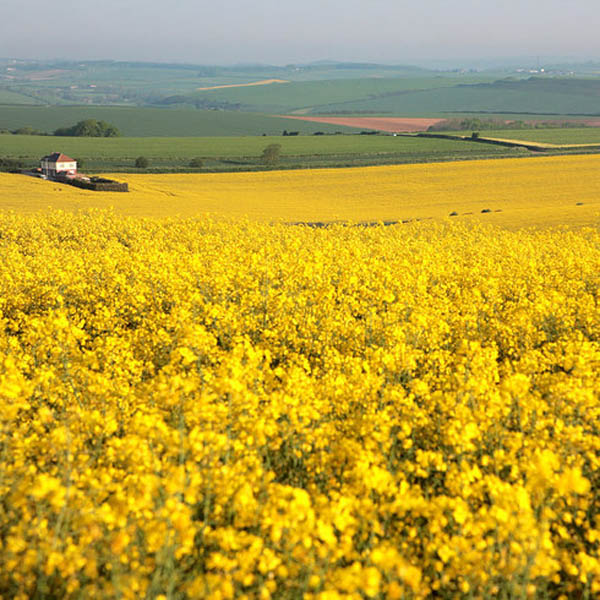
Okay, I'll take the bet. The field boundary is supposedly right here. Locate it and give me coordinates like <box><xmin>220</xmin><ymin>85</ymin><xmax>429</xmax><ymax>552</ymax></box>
<box><xmin>416</xmin><ymin>132</ymin><xmax>600</xmax><ymax>153</ymax></box>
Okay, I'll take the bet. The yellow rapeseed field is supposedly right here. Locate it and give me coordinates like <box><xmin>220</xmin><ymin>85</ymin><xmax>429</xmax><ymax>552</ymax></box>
<box><xmin>1</xmin><ymin>207</ymin><xmax>600</xmax><ymax>599</ymax></box>
<box><xmin>1</xmin><ymin>154</ymin><xmax>599</xmax><ymax>227</ymax></box>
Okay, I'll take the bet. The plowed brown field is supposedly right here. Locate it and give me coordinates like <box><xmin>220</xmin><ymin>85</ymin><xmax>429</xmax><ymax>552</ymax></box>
<box><xmin>282</xmin><ymin>116</ymin><xmax>445</xmax><ymax>132</ymax></box>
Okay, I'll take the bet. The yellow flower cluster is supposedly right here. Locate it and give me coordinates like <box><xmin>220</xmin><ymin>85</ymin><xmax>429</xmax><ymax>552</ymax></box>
<box><xmin>1</xmin><ymin>210</ymin><xmax>600</xmax><ymax>599</ymax></box>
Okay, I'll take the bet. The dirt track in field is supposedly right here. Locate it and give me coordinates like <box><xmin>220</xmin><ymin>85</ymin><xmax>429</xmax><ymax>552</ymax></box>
<box><xmin>197</xmin><ymin>79</ymin><xmax>289</xmax><ymax>91</ymax></box>
<box><xmin>280</xmin><ymin>116</ymin><xmax>445</xmax><ymax>132</ymax></box>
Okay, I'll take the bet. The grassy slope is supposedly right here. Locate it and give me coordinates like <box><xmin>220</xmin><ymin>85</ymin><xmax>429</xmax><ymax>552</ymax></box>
<box><xmin>0</xmin><ymin>107</ymin><xmax>362</xmax><ymax>137</ymax></box>
<box><xmin>314</xmin><ymin>78</ymin><xmax>600</xmax><ymax>116</ymax></box>
<box><xmin>2</xmin><ymin>155</ymin><xmax>599</xmax><ymax>228</ymax></box>
<box><xmin>0</xmin><ymin>91</ymin><xmax>43</xmax><ymax>104</ymax></box>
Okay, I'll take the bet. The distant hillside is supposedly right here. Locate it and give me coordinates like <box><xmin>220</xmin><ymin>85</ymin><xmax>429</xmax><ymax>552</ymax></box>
<box><xmin>3</xmin><ymin>58</ymin><xmax>600</xmax><ymax>127</ymax></box>
<box><xmin>311</xmin><ymin>77</ymin><xmax>600</xmax><ymax>116</ymax></box>
<box><xmin>467</xmin><ymin>77</ymin><xmax>600</xmax><ymax>97</ymax></box>
<box><xmin>0</xmin><ymin>58</ymin><xmax>434</xmax><ymax>107</ymax></box>
<box><xmin>182</xmin><ymin>75</ymin><xmax>499</xmax><ymax>113</ymax></box>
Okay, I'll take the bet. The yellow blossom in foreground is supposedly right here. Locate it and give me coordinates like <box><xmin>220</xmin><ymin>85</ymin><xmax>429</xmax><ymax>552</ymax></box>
<box><xmin>0</xmin><ymin>210</ymin><xmax>599</xmax><ymax>599</ymax></box>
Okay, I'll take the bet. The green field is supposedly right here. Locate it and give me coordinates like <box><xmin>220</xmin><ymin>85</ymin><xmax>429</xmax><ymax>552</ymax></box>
<box><xmin>452</xmin><ymin>127</ymin><xmax>600</xmax><ymax>145</ymax></box>
<box><xmin>0</xmin><ymin>106</ymin><xmax>363</xmax><ymax>137</ymax></box>
<box><xmin>313</xmin><ymin>78</ymin><xmax>600</xmax><ymax>116</ymax></box>
<box><xmin>0</xmin><ymin>90</ymin><xmax>42</xmax><ymax>104</ymax></box>
<box><xmin>189</xmin><ymin>75</ymin><xmax>498</xmax><ymax>113</ymax></box>
<box><xmin>0</xmin><ymin>132</ymin><xmax>521</xmax><ymax>172</ymax></box>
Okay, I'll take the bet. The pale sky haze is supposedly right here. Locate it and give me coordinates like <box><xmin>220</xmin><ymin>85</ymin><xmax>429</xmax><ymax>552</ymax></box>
<box><xmin>3</xmin><ymin>0</ymin><xmax>599</xmax><ymax>65</ymax></box>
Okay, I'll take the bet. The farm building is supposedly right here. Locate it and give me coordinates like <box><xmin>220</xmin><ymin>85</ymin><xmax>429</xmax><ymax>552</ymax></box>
<box><xmin>40</xmin><ymin>153</ymin><xmax>77</xmax><ymax>178</ymax></box>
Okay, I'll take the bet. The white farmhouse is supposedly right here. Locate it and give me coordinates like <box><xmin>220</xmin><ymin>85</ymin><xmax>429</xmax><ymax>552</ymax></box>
<box><xmin>40</xmin><ymin>153</ymin><xmax>77</xmax><ymax>178</ymax></box>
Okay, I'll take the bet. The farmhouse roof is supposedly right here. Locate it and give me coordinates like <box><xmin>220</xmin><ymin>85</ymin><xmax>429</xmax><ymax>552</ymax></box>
<box><xmin>41</xmin><ymin>152</ymin><xmax>76</xmax><ymax>163</ymax></box>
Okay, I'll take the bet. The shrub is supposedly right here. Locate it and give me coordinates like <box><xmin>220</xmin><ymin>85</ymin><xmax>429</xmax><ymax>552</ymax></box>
<box><xmin>54</xmin><ymin>119</ymin><xmax>121</xmax><ymax>137</ymax></box>
<box><xmin>12</xmin><ymin>126</ymin><xmax>44</xmax><ymax>136</ymax></box>
<box><xmin>261</xmin><ymin>144</ymin><xmax>281</xmax><ymax>166</ymax></box>
<box><xmin>0</xmin><ymin>157</ymin><xmax>25</xmax><ymax>171</ymax></box>
<box><xmin>189</xmin><ymin>157</ymin><xmax>204</xmax><ymax>168</ymax></box>
<box><xmin>135</xmin><ymin>156</ymin><xmax>149</xmax><ymax>169</ymax></box>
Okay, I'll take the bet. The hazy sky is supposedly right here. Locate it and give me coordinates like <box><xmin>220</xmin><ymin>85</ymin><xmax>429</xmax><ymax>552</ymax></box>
<box><xmin>3</xmin><ymin>0</ymin><xmax>599</xmax><ymax>65</ymax></box>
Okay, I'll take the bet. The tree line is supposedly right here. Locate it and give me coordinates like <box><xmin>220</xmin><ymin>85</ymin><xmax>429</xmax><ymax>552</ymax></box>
<box><xmin>427</xmin><ymin>118</ymin><xmax>591</xmax><ymax>132</ymax></box>
<box><xmin>1</xmin><ymin>119</ymin><xmax>121</xmax><ymax>137</ymax></box>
